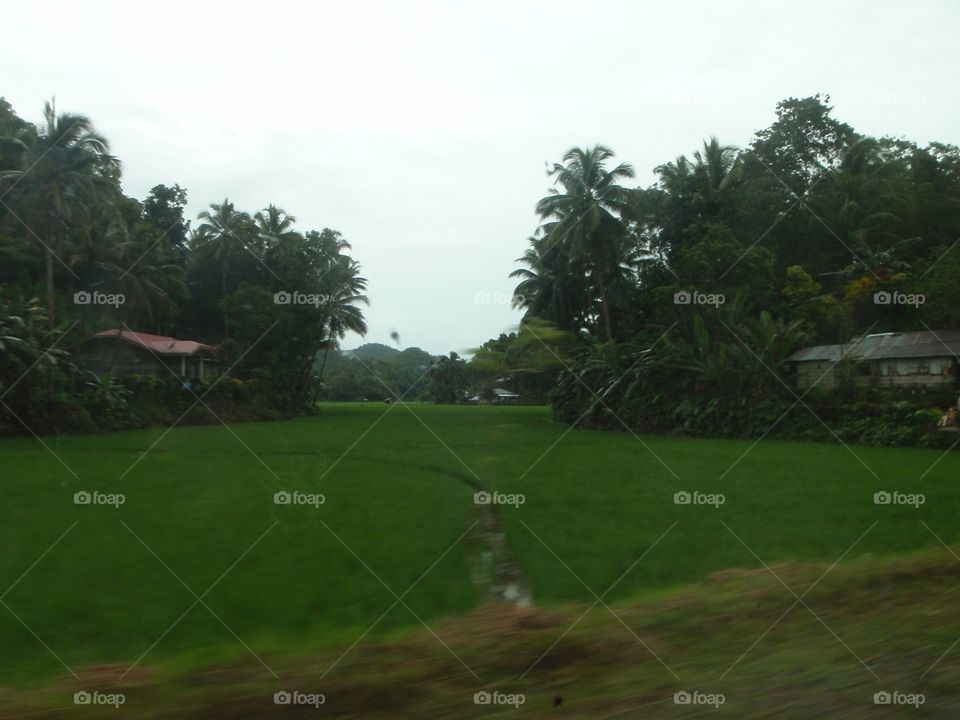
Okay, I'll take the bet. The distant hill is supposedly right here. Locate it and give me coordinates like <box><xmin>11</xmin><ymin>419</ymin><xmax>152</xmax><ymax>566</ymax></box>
<box><xmin>319</xmin><ymin>343</ymin><xmax>437</xmax><ymax>400</ymax></box>
<box><xmin>345</xmin><ymin>343</ymin><xmax>434</xmax><ymax>370</ymax></box>
<box><xmin>345</xmin><ymin>342</ymin><xmax>399</xmax><ymax>361</ymax></box>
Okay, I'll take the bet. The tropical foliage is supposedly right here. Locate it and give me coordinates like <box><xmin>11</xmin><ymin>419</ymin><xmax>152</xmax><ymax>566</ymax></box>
<box><xmin>509</xmin><ymin>95</ymin><xmax>960</xmax><ymax>445</ymax></box>
<box><xmin>0</xmin><ymin>98</ymin><xmax>368</xmax><ymax>432</ymax></box>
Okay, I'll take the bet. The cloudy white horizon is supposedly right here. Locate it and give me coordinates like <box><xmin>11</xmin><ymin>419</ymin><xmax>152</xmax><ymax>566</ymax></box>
<box><xmin>4</xmin><ymin>0</ymin><xmax>958</xmax><ymax>354</ymax></box>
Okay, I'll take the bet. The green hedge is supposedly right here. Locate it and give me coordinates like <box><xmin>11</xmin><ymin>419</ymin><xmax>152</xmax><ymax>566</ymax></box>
<box><xmin>551</xmin><ymin>344</ymin><xmax>957</xmax><ymax>449</ymax></box>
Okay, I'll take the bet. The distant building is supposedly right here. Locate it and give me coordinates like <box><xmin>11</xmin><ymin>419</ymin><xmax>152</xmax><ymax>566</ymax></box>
<box><xmin>788</xmin><ymin>331</ymin><xmax>960</xmax><ymax>390</ymax></box>
<box><xmin>491</xmin><ymin>387</ymin><xmax>521</xmax><ymax>404</ymax></box>
<box><xmin>76</xmin><ymin>330</ymin><xmax>219</xmax><ymax>380</ymax></box>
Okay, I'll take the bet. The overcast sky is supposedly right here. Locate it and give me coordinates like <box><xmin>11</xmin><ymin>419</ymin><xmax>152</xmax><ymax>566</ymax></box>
<box><xmin>4</xmin><ymin>0</ymin><xmax>958</xmax><ymax>354</ymax></box>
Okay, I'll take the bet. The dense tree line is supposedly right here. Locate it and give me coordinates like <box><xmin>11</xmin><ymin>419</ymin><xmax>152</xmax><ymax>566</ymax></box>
<box><xmin>506</xmin><ymin>95</ymin><xmax>960</xmax><ymax>445</ymax></box>
<box><xmin>0</xmin><ymin>98</ymin><xmax>368</xmax><ymax>432</ymax></box>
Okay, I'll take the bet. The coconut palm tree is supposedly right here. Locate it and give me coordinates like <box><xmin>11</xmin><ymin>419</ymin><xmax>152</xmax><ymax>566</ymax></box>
<box><xmin>691</xmin><ymin>136</ymin><xmax>742</xmax><ymax>192</ymax></box>
<box><xmin>111</xmin><ymin>222</ymin><xmax>187</xmax><ymax>331</ymax></box>
<box><xmin>510</xmin><ymin>235</ymin><xmax>588</xmax><ymax>333</ymax></box>
<box><xmin>654</xmin><ymin>154</ymin><xmax>695</xmax><ymax>195</ymax></box>
<box><xmin>317</xmin><ymin>255</ymin><xmax>368</xmax><ymax>380</ymax></box>
<box><xmin>254</xmin><ymin>205</ymin><xmax>298</xmax><ymax>248</ymax></box>
<box><xmin>534</xmin><ymin>145</ymin><xmax>635</xmax><ymax>341</ymax></box>
<box><xmin>194</xmin><ymin>199</ymin><xmax>254</xmax><ymax>337</ymax></box>
<box><xmin>0</xmin><ymin>100</ymin><xmax>118</xmax><ymax>328</ymax></box>
<box><xmin>64</xmin><ymin>205</ymin><xmax>126</xmax><ymax>331</ymax></box>
<box><xmin>655</xmin><ymin>137</ymin><xmax>741</xmax><ymax>211</ymax></box>
<box><xmin>810</xmin><ymin>137</ymin><xmax>913</xmax><ymax>278</ymax></box>
<box><xmin>650</xmin><ymin>137</ymin><xmax>743</xmax><ymax>267</ymax></box>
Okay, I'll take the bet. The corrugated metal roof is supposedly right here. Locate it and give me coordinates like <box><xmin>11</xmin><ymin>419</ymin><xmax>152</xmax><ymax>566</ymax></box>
<box><xmin>788</xmin><ymin>344</ymin><xmax>845</xmax><ymax>362</ymax></box>
<box><xmin>858</xmin><ymin>330</ymin><xmax>960</xmax><ymax>360</ymax></box>
<box><xmin>789</xmin><ymin>330</ymin><xmax>960</xmax><ymax>363</ymax></box>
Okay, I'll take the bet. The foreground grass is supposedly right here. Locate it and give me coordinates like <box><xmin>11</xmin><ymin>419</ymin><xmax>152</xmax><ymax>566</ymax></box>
<box><xmin>4</xmin><ymin>550</ymin><xmax>960</xmax><ymax>718</ymax></box>
<box><xmin>1</xmin><ymin>403</ymin><xmax>958</xmax><ymax>691</ymax></box>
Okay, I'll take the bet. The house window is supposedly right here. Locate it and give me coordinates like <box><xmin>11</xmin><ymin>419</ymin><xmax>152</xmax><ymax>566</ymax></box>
<box><xmin>917</xmin><ymin>360</ymin><xmax>930</xmax><ymax>375</ymax></box>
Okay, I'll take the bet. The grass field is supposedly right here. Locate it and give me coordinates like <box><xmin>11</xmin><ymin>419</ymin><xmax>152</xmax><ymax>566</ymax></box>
<box><xmin>7</xmin><ymin>550</ymin><xmax>960</xmax><ymax>718</ymax></box>
<box><xmin>2</xmin><ymin>403</ymin><xmax>959</xmax><ymax>713</ymax></box>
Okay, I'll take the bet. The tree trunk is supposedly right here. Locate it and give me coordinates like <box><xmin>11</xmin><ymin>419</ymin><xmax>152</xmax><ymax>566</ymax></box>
<box><xmin>310</xmin><ymin>329</ymin><xmax>337</xmax><ymax>404</ymax></box>
<box><xmin>109</xmin><ymin>312</ymin><xmax>131</xmax><ymax>375</ymax></box>
<box><xmin>45</xmin><ymin>248</ymin><xmax>55</xmax><ymax>330</ymax></box>
<box><xmin>108</xmin><ymin>333</ymin><xmax>120</xmax><ymax>375</ymax></box>
<box><xmin>46</xmin><ymin>192</ymin><xmax>63</xmax><ymax>331</ymax></box>
<box><xmin>221</xmin><ymin>264</ymin><xmax>228</xmax><ymax>340</ymax></box>
<box><xmin>317</xmin><ymin>330</ymin><xmax>335</xmax><ymax>378</ymax></box>
<box><xmin>596</xmin><ymin>274</ymin><xmax>613</xmax><ymax>342</ymax></box>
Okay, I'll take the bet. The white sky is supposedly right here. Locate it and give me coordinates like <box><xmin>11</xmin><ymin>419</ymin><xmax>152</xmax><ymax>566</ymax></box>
<box><xmin>4</xmin><ymin>0</ymin><xmax>958</xmax><ymax>354</ymax></box>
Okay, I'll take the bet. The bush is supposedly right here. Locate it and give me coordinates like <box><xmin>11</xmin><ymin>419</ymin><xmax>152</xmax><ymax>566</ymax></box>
<box><xmin>552</xmin><ymin>336</ymin><xmax>952</xmax><ymax>450</ymax></box>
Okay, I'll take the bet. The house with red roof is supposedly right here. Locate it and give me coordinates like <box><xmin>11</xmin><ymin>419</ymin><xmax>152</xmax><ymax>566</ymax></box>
<box><xmin>76</xmin><ymin>330</ymin><xmax>220</xmax><ymax>380</ymax></box>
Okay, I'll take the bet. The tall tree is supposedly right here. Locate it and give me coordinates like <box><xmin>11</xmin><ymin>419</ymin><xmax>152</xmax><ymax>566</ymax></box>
<box><xmin>532</xmin><ymin>145</ymin><xmax>635</xmax><ymax>341</ymax></box>
<box><xmin>510</xmin><ymin>234</ymin><xmax>588</xmax><ymax>331</ymax></box>
<box><xmin>0</xmin><ymin>100</ymin><xmax>118</xmax><ymax>328</ymax></box>
<box><xmin>315</xmin><ymin>233</ymin><xmax>369</xmax><ymax>382</ymax></box>
<box><xmin>254</xmin><ymin>205</ymin><xmax>298</xmax><ymax>248</ymax></box>
<box><xmin>142</xmin><ymin>184</ymin><xmax>190</xmax><ymax>258</ymax></box>
<box><xmin>751</xmin><ymin>94</ymin><xmax>858</xmax><ymax>191</ymax></box>
<box><xmin>194</xmin><ymin>199</ymin><xmax>255</xmax><ymax>338</ymax></box>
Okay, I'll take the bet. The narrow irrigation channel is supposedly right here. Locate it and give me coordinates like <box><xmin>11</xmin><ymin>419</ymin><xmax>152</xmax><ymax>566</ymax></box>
<box><xmin>468</xmin><ymin>499</ymin><xmax>532</xmax><ymax>607</ymax></box>
<box><xmin>451</xmin><ymin>470</ymin><xmax>533</xmax><ymax>608</ymax></box>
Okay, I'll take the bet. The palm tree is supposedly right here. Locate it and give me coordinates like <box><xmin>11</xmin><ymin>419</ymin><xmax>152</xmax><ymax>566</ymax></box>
<box><xmin>510</xmin><ymin>235</ymin><xmax>588</xmax><ymax>332</ymax></box>
<box><xmin>534</xmin><ymin>145</ymin><xmax>635</xmax><ymax>341</ymax></box>
<box><xmin>654</xmin><ymin>154</ymin><xmax>695</xmax><ymax>195</ymax></box>
<box><xmin>195</xmin><ymin>199</ymin><xmax>253</xmax><ymax>338</ymax></box>
<box><xmin>317</xmin><ymin>255</ymin><xmax>369</xmax><ymax>380</ymax></box>
<box><xmin>110</xmin><ymin>222</ymin><xmax>187</xmax><ymax>331</ymax></box>
<box><xmin>65</xmin><ymin>205</ymin><xmax>126</xmax><ymax>332</ymax></box>
<box><xmin>810</xmin><ymin>138</ymin><xmax>911</xmax><ymax>278</ymax></box>
<box><xmin>254</xmin><ymin>205</ymin><xmax>298</xmax><ymax>248</ymax></box>
<box><xmin>0</xmin><ymin>100</ymin><xmax>117</xmax><ymax>328</ymax></box>
<box><xmin>316</xmin><ymin>228</ymin><xmax>351</xmax><ymax>257</ymax></box>
<box><xmin>691</xmin><ymin>136</ymin><xmax>742</xmax><ymax>192</ymax></box>
<box><xmin>650</xmin><ymin>137</ymin><xmax>742</xmax><ymax>269</ymax></box>
<box><xmin>655</xmin><ymin>137</ymin><xmax>741</xmax><ymax>211</ymax></box>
